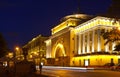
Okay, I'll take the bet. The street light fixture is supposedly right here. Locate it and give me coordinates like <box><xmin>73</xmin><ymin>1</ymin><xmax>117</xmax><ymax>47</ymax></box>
<box><xmin>15</xmin><ymin>46</ymin><xmax>23</xmax><ymax>61</ymax></box>
<box><xmin>15</xmin><ymin>46</ymin><xmax>20</xmax><ymax>57</ymax></box>
<box><xmin>15</xmin><ymin>46</ymin><xmax>19</xmax><ymax>51</ymax></box>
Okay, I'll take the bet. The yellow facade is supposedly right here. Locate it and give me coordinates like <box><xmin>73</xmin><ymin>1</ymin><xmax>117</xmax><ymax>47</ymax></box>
<box><xmin>45</xmin><ymin>14</ymin><xmax>120</xmax><ymax>67</ymax></box>
<box><xmin>72</xmin><ymin>55</ymin><xmax>120</xmax><ymax>67</ymax></box>
<box><xmin>23</xmin><ymin>35</ymin><xmax>48</xmax><ymax>65</ymax></box>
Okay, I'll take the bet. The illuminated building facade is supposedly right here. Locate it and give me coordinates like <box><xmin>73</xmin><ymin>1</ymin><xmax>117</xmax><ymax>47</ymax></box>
<box><xmin>23</xmin><ymin>35</ymin><xmax>48</xmax><ymax>65</ymax></box>
<box><xmin>45</xmin><ymin>14</ymin><xmax>120</xmax><ymax>67</ymax></box>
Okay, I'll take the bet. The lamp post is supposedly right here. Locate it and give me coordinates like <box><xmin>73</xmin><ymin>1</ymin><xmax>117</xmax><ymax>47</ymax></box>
<box><xmin>22</xmin><ymin>48</ymin><xmax>28</xmax><ymax>61</ymax></box>
<box><xmin>15</xmin><ymin>46</ymin><xmax>23</xmax><ymax>60</ymax></box>
<box><xmin>15</xmin><ymin>47</ymin><xmax>19</xmax><ymax>51</ymax></box>
<box><xmin>39</xmin><ymin>46</ymin><xmax>45</xmax><ymax>74</ymax></box>
<box><xmin>15</xmin><ymin>46</ymin><xmax>20</xmax><ymax>58</ymax></box>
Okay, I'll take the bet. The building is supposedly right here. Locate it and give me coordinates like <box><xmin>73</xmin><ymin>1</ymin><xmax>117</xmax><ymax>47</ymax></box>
<box><xmin>23</xmin><ymin>35</ymin><xmax>48</xmax><ymax>65</ymax></box>
<box><xmin>15</xmin><ymin>46</ymin><xmax>24</xmax><ymax>61</ymax></box>
<box><xmin>45</xmin><ymin>14</ymin><xmax>120</xmax><ymax>67</ymax></box>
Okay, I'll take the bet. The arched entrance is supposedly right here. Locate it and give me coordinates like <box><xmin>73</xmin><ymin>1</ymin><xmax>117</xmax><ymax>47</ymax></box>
<box><xmin>54</xmin><ymin>43</ymin><xmax>66</xmax><ymax>66</ymax></box>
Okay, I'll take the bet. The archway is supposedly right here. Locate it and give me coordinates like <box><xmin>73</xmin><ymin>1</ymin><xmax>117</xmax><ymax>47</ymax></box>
<box><xmin>54</xmin><ymin>43</ymin><xmax>66</xmax><ymax>58</ymax></box>
<box><xmin>53</xmin><ymin>43</ymin><xmax>66</xmax><ymax>66</ymax></box>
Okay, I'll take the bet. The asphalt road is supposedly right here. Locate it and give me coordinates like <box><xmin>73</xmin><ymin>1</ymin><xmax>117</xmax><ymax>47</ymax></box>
<box><xmin>41</xmin><ymin>66</ymin><xmax>120</xmax><ymax>77</ymax></box>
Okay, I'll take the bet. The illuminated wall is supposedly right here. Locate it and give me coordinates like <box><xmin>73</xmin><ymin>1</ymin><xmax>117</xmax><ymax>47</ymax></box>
<box><xmin>72</xmin><ymin>55</ymin><xmax>120</xmax><ymax>66</ymax></box>
<box><xmin>75</xmin><ymin>16</ymin><xmax>120</xmax><ymax>55</ymax></box>
<box><xmin>46</xmin><ymin>14</ymin><xmax>120</xmax><ymax>66</ymax></box>
<box><xmin>23</xmin><ymin>35</ymin><xmax>48</xmax><ymax>65</ymax></box>
<box><xmin>45</xmin><ymin>39</ymin><xmax>51</xmax><ymax>58</ymax></box>
<box><xmin>72</xmin><ymin>16</ymin><xmax>120</xmax><ymax>66</ymax></box>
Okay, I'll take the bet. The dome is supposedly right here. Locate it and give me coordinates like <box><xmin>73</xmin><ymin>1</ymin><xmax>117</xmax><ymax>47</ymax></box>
<box><xmin>61</xmin><ymin>14</ymin><xmax>92</xmax><ymax>22</ymax></box>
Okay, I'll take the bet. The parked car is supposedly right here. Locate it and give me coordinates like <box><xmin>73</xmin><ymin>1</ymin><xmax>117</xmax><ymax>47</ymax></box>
<box><xmin>111</xmin><ymin>63</ymin><xmax>120</xmax><ymax>70</ymax></box>
<box><xmin>104</xmin><ymin>63</ymin><xmax>115</xmax><ymax>68</ymax></box>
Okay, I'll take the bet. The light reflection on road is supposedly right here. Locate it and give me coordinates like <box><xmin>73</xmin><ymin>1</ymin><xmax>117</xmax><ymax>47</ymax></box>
<box><xmin>42</xmin><ymin>66</ymin><xmax>94</xmax><ymax>77</ymax></box>
<box><xmin>41</xmin><ymin>66</ymin><xmax>120</xmax><ymax>77</ymax></box>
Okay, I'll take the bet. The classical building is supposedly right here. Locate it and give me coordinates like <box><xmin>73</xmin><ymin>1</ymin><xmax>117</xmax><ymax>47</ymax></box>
<box><xmin>23</xmin><ymin>35</ymin><xmax>48</xmax><ymax>65</ymax></box>
<box><xmin>45</xmin><ymin>14</ymin><xmax>120</xmax><ymax>67</ymax></box>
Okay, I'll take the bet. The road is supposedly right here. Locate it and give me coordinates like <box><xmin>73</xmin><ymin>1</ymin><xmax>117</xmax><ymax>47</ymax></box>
<box><xmin>41</xmin><ymin>66</ymin><xmax>120</xmax><ymax>77</ymax></box>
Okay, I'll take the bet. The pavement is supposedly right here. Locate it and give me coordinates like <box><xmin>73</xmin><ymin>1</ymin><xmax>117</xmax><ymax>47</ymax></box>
<box><xmin>0</xmin><ymin>66</ymin><xmax>119</xmax><ymax>77</ymax></box>
<box><xmin>0</xmin><ymin>68</ymin><xmax>49</xmax><ymax>77</ymax></box>
<box><xmin>0</xmin><ymin>72</ymin><xmax>49</xmax><ymax>77</ymax></box>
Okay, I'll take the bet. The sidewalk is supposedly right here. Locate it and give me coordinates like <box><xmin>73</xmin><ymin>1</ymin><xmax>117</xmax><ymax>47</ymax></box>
<box><xmin>0</xmin><ymin>70</ymin><xmax>49</xmax><ymax>77</ymax></box>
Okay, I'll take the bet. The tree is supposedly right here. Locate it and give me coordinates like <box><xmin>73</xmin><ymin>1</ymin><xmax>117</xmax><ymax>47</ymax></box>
<box><xmin>101</xmin><ymin>28</ymin><xmax>120</xmax><ymax>45</ymax></box>
<box><xmin>101</xmin><ymin>27</ymin><xmax>120</xmax><ymax>52</ymax></box>
<box><xmin>0</xmin><ymin>33</ymin><xmax>9</xmax><ymax>58</ymax></box>
<box><xmin>101</xmin><ymin>0</ymin><xmax>120</xmax><ymax>52</ymax></box>
<box><xmin>114</xmin><ymin>43</ymin><xmax>120</xmax><ymax>52</ymax></box>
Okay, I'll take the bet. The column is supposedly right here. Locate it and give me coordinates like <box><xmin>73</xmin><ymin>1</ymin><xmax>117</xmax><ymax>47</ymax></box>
<box><xmin>87</xmin><ymin>32</ymin><xmax>90</xmax><ymax>53</ymax></box>
<box><xmin>92</xmin><ymin>30</ymin><xmax>95</xmax><ymax>52</ymax></box>
<box><xmin>97</xmin><ymin>29</ymin><xmax>101</xmax><ymax>52</ymax></box>
<box><xmin>112</xmin><ymin>42</ymin><xmax>116</xmax><ymax>52</ymax></box>
<box><xmin>83</xmin><ymin>34</ymin><xmax>85</xmax><ymax>54</ymax></box>
<box><xmin>74</xmin><ymin>34</ymin><xmax>78</xmax><ymax>54</ymax></box>
<box><xmin>105</xmin><ymin>29</ymin><xmax>109</xmax><ymax>52</ymax></box>
<box><xmin>78</xmin><ymin>34</ymin><xmax>81</xmax><ymax>54</ymax></box>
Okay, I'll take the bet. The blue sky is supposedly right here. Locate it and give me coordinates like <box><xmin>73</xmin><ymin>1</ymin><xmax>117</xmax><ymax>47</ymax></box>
<box><xmin>0</xmin><ymin>0</ymin><xmax>111</xmax><ymax>50</ymax></box>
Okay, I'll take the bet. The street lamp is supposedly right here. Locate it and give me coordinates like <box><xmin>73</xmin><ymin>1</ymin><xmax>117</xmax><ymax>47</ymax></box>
<box><xmin>15</xmin><ymin>47</ymin><xmax>19</xmax><ymax>51</ymax></box>
<box><xmin>15</xmin><ymin>46</ymin><xmax>20</xmax><ymax>58</ymax></box>
<box><xmin>15</xmin><ymin>46</ymin><xmax>23</xmax><ymax>60</ymax></box>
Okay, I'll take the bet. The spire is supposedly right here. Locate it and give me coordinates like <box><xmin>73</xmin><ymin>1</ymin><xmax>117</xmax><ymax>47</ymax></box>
<box><xmin>77</xmin><ymin>0</ymin><xmax>81</xmax><ymax>13</ymax></box>
<box><xmin>74</xmin><ymin>0</ymin><xmax>83</xmax><ymax>14</ymax></box>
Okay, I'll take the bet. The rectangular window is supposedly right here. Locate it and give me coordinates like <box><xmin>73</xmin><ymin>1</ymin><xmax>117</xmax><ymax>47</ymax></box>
<box><xmin>84</xmin><ymin>59</ymin><xmax>90</xmax><ymax>66</ymax></box>
<box><xmin>111</xmin><ymin>58</ymin><xmax>113</xmax><ymax>63</ymax></box>
<box><xmin>118</xmin><ymin>59</ymin><xmax>120</xmax><ymax>63</ymax></box>
<box><xmin>85</xmin><ymin>46</ymin><xmax>87</xmax><ymax>52</ymax></box>
<box><xmin>79</xmin><ymin>60</ymin><xmax>81</xmax><ymax>66</ymax></box>
<box><xmin>85</xmin><ymin>60</ymin><xmax>89</xmax><ymax>66</ymax></box>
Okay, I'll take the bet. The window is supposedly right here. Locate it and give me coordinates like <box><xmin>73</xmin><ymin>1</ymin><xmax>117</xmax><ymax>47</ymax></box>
<box><xmin>84</xmin><ymin>59</ymin><xmax>90</xmax><ymax>66</ymax></box>
<box><xmin>73</xmin><ymin>61</ymin><xmax>74</xmax><ymax>64</ymax></box>
<box><xmin>79</xmin><ymin>60</ymin><xmax>81</xmax><ymax>66</ymax></box>
<box><xmin>118</xmin><ymin>59</ymin><xmax>120</xmax><ymax>63</ymax></box>
<box><xmin>73</xmin><ymin>51</ymin><xmax>74</xmax><ymax>54</ymax></box>
<box><xmin>72</xmin><ymin>38</ymin><xmax>74</xmax><ymax>40</ymax></box>
<box><xmin>85</xmin><ymin>46</ymin><xmax>87</xmax><ymax>52</ymax></box>
<box><xmin>111</xmin><ymin>58</ymin><xmax>113</xmax><ymax>63</ymax></box>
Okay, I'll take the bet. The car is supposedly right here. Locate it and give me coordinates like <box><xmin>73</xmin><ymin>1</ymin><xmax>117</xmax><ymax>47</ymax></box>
<box><xmin>111</xmin><ymin>63</ymin><xmax>120</xmax><ymax>70</ymax></box>
<box><xmin>103</xmin><ymin>63</ymin><xmax>115</xmax><ymax>68</ymax></box>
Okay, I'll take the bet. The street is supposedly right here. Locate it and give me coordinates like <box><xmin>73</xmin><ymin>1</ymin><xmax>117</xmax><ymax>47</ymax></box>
<box><xmin>41</xmin><ymin>66</ymin><xmax>120</xmax><ymax>77</ymax></box>
<box><xmin>1</xmin><ymin>65</ymin><xmax>120</xmax><ymax>77</ymax></box>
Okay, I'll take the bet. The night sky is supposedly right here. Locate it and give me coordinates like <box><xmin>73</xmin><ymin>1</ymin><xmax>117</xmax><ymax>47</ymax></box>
<box><xmin>0</xmin><ymin>0</ymin><xmax>111</xmax><ymax>50</ymax></box>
